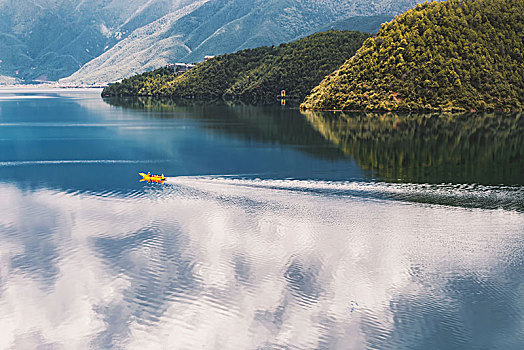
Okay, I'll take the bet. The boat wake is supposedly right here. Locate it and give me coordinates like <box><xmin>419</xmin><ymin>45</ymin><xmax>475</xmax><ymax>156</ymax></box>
<box><xmin>165</xmin><ymin>176</ymin><xmax>524</xmax><ymax>212</ymax></box>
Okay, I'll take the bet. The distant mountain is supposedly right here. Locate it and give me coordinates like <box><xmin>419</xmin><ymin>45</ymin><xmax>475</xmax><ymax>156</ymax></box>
<box><xmin>60</xmin><ymin>0</ymin><xmax>211</xmax><ymax>85</ymax></box>
<box><xmin>0</xmin><ymin>0</ymin><xmax>423</xmax><ymax>84</ymax></box>
<box><xmin>309</xmin><ymin>15</ymin><xmax>394</xmax><ymax>34</ymax></box>
<box><xmin>0</xmin><ymin>0</ymin><xmax>200</xmax><ymax>82</ymax></box>
<box><xmin>302</xmin><ymin>0</ymin><xmax>524</xmax><ymax>111</ymax></box>
<box><xmin>102</xmin><ymin>30</ymin><xmax>372</xmax><ymax>101</ymax></box>
<box><xmin>62</xmin><ymin>0</ymin><xmax>423</xmax><ymax>85</ymax></box>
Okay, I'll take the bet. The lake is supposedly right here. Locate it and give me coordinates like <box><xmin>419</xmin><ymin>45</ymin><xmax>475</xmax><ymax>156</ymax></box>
<box><xmin>0</xmin><ymin>89</ymin><xmax>522</xmax><ymax>349</ymax></box>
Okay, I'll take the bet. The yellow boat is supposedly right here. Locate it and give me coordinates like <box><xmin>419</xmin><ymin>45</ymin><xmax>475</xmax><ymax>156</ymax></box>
<box><xmin>139</xmin><ymin>172</ymin><xmax>167</xmax><ymax>183</ymax></box>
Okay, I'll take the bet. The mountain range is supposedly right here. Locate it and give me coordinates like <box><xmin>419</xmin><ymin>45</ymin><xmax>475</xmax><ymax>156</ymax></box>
<box><xmin>0</xmin><ymin>0</ymin><xmax>424</xmax><ymax>85</ymax></box>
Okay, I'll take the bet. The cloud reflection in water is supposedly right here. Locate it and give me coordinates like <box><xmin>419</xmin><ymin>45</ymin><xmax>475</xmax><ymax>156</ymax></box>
<box><xmin>0</xmin><ymin>178</ymin><xmax>522</xmax><ymax>349</ymax></box>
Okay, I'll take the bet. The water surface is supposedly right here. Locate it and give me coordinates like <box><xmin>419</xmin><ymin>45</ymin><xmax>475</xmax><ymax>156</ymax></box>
<box><xmin>0</xmin><ymin>90</ymin><xmax>522</xmax><ymax>349</ymax></box>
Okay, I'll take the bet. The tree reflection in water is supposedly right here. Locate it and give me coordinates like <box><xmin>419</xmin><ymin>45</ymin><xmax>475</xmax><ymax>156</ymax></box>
<box><xmin>302</xmin><ymin>111</ymin><xmax>523</xmax><ymax>185</ymax></box>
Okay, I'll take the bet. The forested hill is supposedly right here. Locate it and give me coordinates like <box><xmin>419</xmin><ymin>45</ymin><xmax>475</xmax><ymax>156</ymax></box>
<box><xmin>302</xmin><ymin>0</ymin><xmax>524</xmax><ymax>112</ymax></box>
<box><xmin>101</xmin><ymin>30</ymin><xmax>371</xmax><ymax>102</ymax></box>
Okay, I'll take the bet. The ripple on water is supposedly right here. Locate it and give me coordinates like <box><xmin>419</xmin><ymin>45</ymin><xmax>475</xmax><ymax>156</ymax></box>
<box><xmin>284</xmin><ymin>259</ymin><xmax>323</xmax><ymax>308</ymax></box>
<box><xmin>0</xmin><ymin>178</ymin><xmax>523</xmax><ymax>349</ymax></box>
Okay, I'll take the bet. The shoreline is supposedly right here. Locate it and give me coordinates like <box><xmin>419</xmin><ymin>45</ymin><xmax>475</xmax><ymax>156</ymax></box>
<box><xmin>0</xmin><ymin>83</ymin><xmax>107</xmax><ymax>89</ymax></box>
<box><xmin>0</xmin><ymin>86</ymin><xmax>105</xmax><ymax>94</ymax></box>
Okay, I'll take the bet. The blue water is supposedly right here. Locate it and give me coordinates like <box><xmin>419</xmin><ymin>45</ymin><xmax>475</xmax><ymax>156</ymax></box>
<box><xmin>0</xmin><ymin>90</ymin><xmax>366</xmax><ymax>193</ymax></box>
<box><xmin>0</xmin><ymin>89</ymin><xmax>522</xmax><ymax>349</ymax></box>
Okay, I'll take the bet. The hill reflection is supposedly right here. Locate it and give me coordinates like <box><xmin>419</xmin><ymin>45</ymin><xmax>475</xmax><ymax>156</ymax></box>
<box><xmin>104</xmin><ymin>97</ymin><xmax>344</xmax><ymax>160</ymax></box>
<box><xmin>302</xmin><ymin>111</ymin><xmax>524</xmax><ymax>185</ymax></box>
<box><xmin>104</xmin><ymin>97</ymin><xmax>523</xmax><ymax>185</ymax></box>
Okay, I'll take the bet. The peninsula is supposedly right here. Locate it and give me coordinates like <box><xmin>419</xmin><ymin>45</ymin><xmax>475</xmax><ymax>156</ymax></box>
<box><xmin>101</xmin><ymin>30</ymin><xmax>371</xmax><ymax>102</ymax></box>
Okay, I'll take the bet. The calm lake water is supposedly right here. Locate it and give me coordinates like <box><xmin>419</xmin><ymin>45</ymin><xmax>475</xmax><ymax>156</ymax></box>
<box><xmin>0</xmin><ymin>89</ymin><xmax>522</xmax><ymax>349</ymax></box>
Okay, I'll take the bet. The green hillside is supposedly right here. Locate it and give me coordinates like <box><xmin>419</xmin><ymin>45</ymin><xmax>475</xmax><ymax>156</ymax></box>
<box><xmin>301</xmin><ymin>0</ymin><xmax>524</xmax><ymax>112</ymax></box>
<box><xmin>102</xmin><ymin>30</ymin><xmax>372</xmax><ymax>102</ymax></box>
